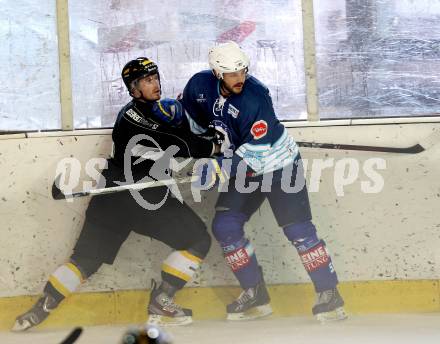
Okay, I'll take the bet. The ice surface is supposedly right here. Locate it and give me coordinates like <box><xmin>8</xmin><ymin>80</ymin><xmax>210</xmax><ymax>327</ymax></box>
<box><xmin>1</xmin><ymin>314</ymin><xmax>440</xmax><ymax>344</ymax></box>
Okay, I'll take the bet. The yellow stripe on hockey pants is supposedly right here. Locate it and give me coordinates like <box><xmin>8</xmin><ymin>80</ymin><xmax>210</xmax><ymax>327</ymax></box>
<box><xmin>48</xmin><ymin>263</ymin><xmax>84</xmax><ymax>298</ymax></box>
<box><xmin>162</xmin><ymin>250</ymin><xmax>202</xmax><ymax>282</ymax></box>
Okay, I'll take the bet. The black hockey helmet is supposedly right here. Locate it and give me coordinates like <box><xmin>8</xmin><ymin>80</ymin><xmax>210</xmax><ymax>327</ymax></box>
<box><xmin>121</xmin><ymin>57</ymin><xmax>159</xmax><ymax>90</ymax></box>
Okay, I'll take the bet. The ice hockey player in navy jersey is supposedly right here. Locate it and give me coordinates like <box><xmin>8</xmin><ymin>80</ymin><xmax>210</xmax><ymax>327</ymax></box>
<box><xmin>181</xmin><ymin>41</ymin><xmax>347</xmax><ymax>322</ymax></box>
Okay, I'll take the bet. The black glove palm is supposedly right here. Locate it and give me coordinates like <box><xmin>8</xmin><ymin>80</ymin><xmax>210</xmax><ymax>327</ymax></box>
<box><xmin>201</xmin><ymin>125</ymin><xmax>225</xmax><ymax>146</ymax></box>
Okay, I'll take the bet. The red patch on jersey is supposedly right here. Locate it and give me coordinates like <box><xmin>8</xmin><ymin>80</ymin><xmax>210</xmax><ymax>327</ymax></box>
<box><xmin>251</xmin><ymin>120</ymin><xmax>268</xmax><ymax>140</ymax></box>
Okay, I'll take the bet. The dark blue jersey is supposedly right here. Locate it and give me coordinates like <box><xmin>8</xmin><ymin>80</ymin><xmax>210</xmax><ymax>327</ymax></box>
<box><xmin>181</xmin><ymin>70</ymin><xmax>299</xmax><ymax>175</ymax></box>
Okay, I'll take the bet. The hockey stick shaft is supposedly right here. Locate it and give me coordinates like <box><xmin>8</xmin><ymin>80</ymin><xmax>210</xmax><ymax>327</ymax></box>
<box><xmin>52</xmin><ymin>139</ymin><xmax>429</xmax><ymax>200</ymax></box>
<box><xmin>52</xmin><ymin>175</ymin><xmax>197</xmax><ymax>200</ymax></box>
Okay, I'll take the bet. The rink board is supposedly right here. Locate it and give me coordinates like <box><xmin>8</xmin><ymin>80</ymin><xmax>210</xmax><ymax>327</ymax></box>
<box><xmin>1</xmin><ymin>279</ymin><xmax>439</xmax><ymax>330</ymax></box>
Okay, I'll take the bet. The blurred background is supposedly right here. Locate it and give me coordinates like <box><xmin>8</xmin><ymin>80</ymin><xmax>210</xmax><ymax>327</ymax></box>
<box><xmin>1</xmin><ymin>0</ymin><xmax>439</xmax><ymax>130</ymax></box>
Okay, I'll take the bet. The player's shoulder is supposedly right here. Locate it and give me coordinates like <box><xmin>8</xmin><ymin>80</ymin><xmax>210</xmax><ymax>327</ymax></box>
<box><xmin>188</xmin><ymin>70</ymin><xmax>217</xmax><ymax>84</ymax></box>
<box><xmin>116</xmin><ymin>100</ymin><xmax>135</xmax><ymax>119</ymax></box>
<box><xmin>236</xmin><ymin>75</ymin><xmax>272</xmax><ymax>113</ymax></box>
<box><xmin>244</xmin><ymin>75</ymin><xmax>271</xmax><ymax>98</ymax></box>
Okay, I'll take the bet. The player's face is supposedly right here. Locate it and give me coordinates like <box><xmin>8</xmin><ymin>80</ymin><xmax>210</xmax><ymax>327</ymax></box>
<box><xmin>221</xmin><ymin>68</ymin><xmax>247</xmax><ymax>95</ymax></box>
<box><xmin>132</xmin><ymin>73</ymin><xmax>161</xmax><ymax>101</ymax></box>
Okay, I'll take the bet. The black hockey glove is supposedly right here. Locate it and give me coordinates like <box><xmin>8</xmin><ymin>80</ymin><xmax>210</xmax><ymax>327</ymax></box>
<box><xmin>201</xmin><ymin>124</ymin><xmax>225</xmax><ymax>145</ymax></box>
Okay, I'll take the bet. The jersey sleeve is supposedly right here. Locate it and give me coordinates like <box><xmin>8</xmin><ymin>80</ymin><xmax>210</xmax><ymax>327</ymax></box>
<box><xmin>181</xmin><ymin>74</ymin><xmax>211</xmax><ymax>134</ymax></box>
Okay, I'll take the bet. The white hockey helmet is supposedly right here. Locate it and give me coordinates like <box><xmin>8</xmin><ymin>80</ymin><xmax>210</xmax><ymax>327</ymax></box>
<box><xmin>208</xmin><ymin>41</ymin><xmax>250</xmax><ymax>79</ymax></box>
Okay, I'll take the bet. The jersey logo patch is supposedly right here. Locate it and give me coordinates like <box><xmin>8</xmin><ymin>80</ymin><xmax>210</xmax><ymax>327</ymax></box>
<box><xmin>213</xmin><ymin>97</ymin><xmax>226</xmax><ymax>117</ymax></box>
<box><xmin>250</xmin><ymin>120</ymin><xmax>268</xmax><ymax>140</ymax></box>
<box><xmin>227</xmin><ymin>104</ymin><xmax>240</xmax><ymax>118</ymax></box>
<box><xmin>196</xmin><ymin>93</ymin><xmax>207</xmax><ymax>103</ymax></box>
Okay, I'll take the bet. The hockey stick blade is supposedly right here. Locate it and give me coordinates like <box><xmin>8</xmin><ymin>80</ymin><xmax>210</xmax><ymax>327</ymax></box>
<box><xmin>59</xmin><ymin>327</ymin><xmax>83</xmax><ymax>344</ymax></box>
<box><xmin>51</xmin><ymin>174</ymin><xmax>65</xmax><ymax>200</ymax></box>
<box><xmin>52</xmin><ymin>174</ymin><xmax>90</xmax><ymax>200</ymax></box>
<box><xmin>297</xmin><ymin>142</ymin><xmax>425</xmax><ymax>154</ymax></box>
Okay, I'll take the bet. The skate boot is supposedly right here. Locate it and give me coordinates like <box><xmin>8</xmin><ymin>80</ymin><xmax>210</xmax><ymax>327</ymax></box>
<box><xmin>226</xmin><ymin>278</ymin><xmax>272</xmax><ymax>321</ymax></box>
<box><xmin>12</xmin><ymin>293</ymin><xmax>59</xmax><ymax>331</ymax></box>
<box><xmin>147</xmin><ymin>280</ymin><xmax>193</xmax><ymax>326</ymax></box>
<box><xmin>312</xmin><ymin>287</ymin><xmax>347</xmax><ymax>323</ymax></box>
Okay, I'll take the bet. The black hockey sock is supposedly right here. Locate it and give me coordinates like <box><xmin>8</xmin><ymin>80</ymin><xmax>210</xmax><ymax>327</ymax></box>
<box><xmin>43</xmin><ymin>282</ymin><xmax>65</xmax><ymax>305</ymax></box>
<box><xmin>158</xmin><ymin>280</ymin><xmax>180</xmax><ymax>298</ymax></box>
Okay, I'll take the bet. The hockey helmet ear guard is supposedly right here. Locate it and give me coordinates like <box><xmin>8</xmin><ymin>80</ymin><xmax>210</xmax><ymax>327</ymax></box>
<box><xmin>208</xmin><ymin>41</ymin><xmax>250</xmax><ymax>79</ymax></box>
<box><xmin>121</xmin><ymin>57</ymin><xmax>160</xmax><ymax>92</ymax></box>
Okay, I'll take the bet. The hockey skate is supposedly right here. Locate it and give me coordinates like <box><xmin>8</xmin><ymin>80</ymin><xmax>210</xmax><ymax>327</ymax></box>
<box><xmin>226</xmin><ymin>278</ymin><xmax>272</xmax><ymax>321</ymax></box>
<box><xmin>12</xmin><ymin>293</ymin><xmax>58</xmax><ymax>331</ymax></box>
<box><xmin>147</xmin><ymin>280</ymin><xmax>193</xmax><ymax>326</ymax></box>
<box><xmin>312</xmin><ymin>287</ymin><xmax>347</xmax><ymax>323</ymax></box>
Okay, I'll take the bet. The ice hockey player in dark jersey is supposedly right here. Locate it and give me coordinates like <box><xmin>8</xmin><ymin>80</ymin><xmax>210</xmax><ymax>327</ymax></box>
<box><xmin>181</xmin><ymin>42</ymin><xmax>347</xmax><ymax>322</ymax></box>
<box><xmin>12</xmin><ymin>57</ymin><xmax>227</xmax><ymax>331</ymax></box>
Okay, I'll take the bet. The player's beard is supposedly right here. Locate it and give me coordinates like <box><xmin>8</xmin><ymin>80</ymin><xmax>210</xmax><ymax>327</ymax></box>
<box><xmin>221</xmin><ymin>81</ymin><xmax>244</xmax><ymax>96</ymax></box>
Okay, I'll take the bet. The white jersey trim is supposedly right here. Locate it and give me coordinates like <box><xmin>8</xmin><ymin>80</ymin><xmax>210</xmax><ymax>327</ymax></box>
<box><xmin>236</xmin><ymin>128</ymin><xmax>299</xmax><ymax>175</ymax></box>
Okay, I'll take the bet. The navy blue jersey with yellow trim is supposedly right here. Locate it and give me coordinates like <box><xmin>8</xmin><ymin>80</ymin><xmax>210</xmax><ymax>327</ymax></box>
<box><xmin>181</xmin><ymin>70</ymin><xmax>299</xmax><ymax>175</ymax></box>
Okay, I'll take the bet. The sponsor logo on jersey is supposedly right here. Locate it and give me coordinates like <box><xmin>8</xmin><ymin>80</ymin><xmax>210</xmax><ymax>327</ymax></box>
<box><xmin>196</xmin><ymin>93</ymin><xmax>207</xmax><ymax>103</ymax></box>
<box><xmin>126</xmin><ymin>108</ymin><xmax>159</xmax><ymax>130</ymax></box>
<box><xmin>250</xmin><ymin>120</ymin><xmax>268</xmax><ymax>139</ymax></box>
<box><xmin>227</xmin><ymin>103</ymin><xmax>240</xmax><ymax>118</ymax></box>
<box><xmin>225</xmin><ymin>247</ymin><xmax>251</xmax><ymax>272</ymax></box>
<box><xmin>299</xmin><ymin>242</ymin><xmax>330</xmax><ymax>272</ymax></box>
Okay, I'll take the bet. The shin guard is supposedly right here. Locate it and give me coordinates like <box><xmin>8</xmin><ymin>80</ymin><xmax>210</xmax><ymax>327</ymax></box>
<box><xmin>221</xmin><ymin>237</ymin><xmax>261</xmax><ymax>289</ymax></box>
<box><xmin>212</xmin><ymin>211</ymin><xmax>261</xmax><ymax>289</ymax></box>
<box><xmin>284</xmin><ymin>221</ymin><xmax>338</xmax><ymax>292</ymax></box>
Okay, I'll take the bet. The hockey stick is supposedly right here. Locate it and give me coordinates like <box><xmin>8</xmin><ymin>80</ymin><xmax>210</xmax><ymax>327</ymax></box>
<box><xmin>297</xmin><ymin>127</ymin><xmax>440</xmax><ymax>153</ymax></box>
<box><xmin>59</xmin><ymin>327</ymin><xmax>83</xmax><ymax>344</ymax></box>
<box><xmin>296</xmin><ymin>141</ymin><xmax>425</xmax><ymax>154</ymax></box>
<box><xmin>50</xmin><ymin>142</ymin><xmax>424</xmax><ymax>200</ymax></box>
<box><xmin>51</xmin><ymin>174</ymin><xmax>197</xmax><ymax>200</ymax></box>
<box><xmin>52</xmin><ymin>130</ymin><xmax>438</xmax><ymax>200</ymax></box>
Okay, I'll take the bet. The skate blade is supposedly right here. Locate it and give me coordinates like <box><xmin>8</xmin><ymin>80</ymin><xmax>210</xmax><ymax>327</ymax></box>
<box><xmin>316</xmin><ymin>307</ymin><xmax>347</xmax><ymax>323</ymax></box>
<box><xmin>11</xmin><ymin>319</ymin><xmax>33</xmax><ymax>332</ymax></box>
<box><xmin>147</xmin><ymin>314</ymin><xmax>193</xmax><ymax>327</ymax></box>
<box><xmin>227</xmin><ymin>304</ymin><xmax>273</xmax><ymax>321</ymax></box>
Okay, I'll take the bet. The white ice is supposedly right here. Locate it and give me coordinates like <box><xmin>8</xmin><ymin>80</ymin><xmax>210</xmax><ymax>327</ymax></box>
<box><xmin>1</xmin><ymin>314</ymin><xmax>440</xmax><ymax>344</ymax></box>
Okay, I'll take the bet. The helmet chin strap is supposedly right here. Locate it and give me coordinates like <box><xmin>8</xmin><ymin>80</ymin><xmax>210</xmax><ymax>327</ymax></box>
<box><xmin>139</xmin><ymin>89</ymin><xmax>150</xmax><ymax>102</ymax></box>
<box><xmin>213</xmin><ymin>69</ymin><xmax>223</xmax><ymax>80</ymax></box>
<box><xmin>214</xmin><ymin>70</ymin><xmax>231</xmax><ymax>97</ymax></box>
<box><xmin>218</xmin><ymin>79</ymin><xmax>234</xmax><ymax>98</ymax></box>
<box><xmin>220</xmin><ymin>82</ymin><xmax>230</xmax><ymax>97</ymax></box>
